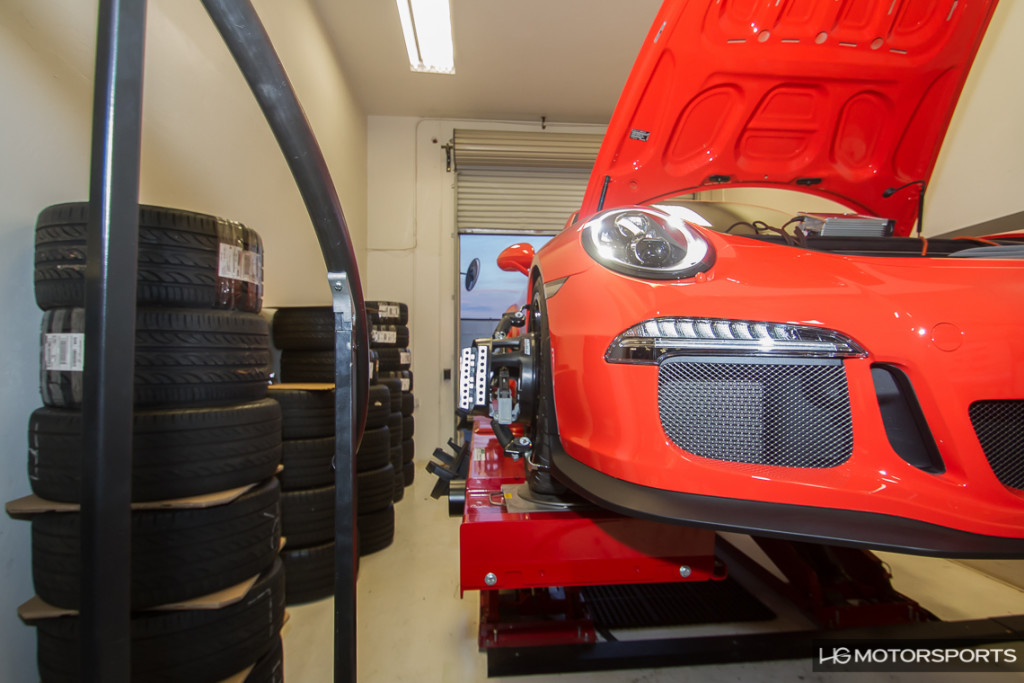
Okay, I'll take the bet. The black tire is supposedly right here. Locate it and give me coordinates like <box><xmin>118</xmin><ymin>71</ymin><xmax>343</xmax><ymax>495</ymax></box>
<box><xmin>365</xmin><ymin>300</ymin><xmax>408</xmax><ymax>325</ymax></box>
<box><xmin>28</xmin><ymin>399</ymin><xmax>281</xmax><ymax>503</ymax></box>
<box><xmin>527</xmin><ymin>281</ymin><xmax>567</xmax><ymax>496</ymax></box>
<box><xmin>369</xmin><ymin>349</ymin><xmax>379</xmax><ymax>384</ymax></box>
<box><xmin>245</xmin><ymin>636</ymin><xmax>284</xmax><ymax>683</ymax></box>
<box><xmin>379</xmin><ymin>370</ymin><xmax>413</xmax><ymax>393</ymax></box>
<box><xmin>378</xmin><ymin>378</ymin><xmax>402</xmax><ymax>407</ymax></box>
<box><xmin>375</xmin><ymin>347</ymin><xmax>411</xmax><ymax>372</ymax></box>
<box><xmin>282</xmin><ymin>485</ymin><xmax>334</xmax><ymax>548</ymax></box>
<box><xmin>279</xmin><ymin>437</ymin><xmax>334</xmax><ymax>490</ymax></box>
<box><xmin>40</xmin><ymin>307</ymin><xmax>270</xmax><ymax>408</ymax></box>
<box><xmin>389</xmin><ymin>444</ymin><xmax>402</xmax><ymax>470</ymax></box>
<box><xmin>32</xmin><ymin>478</ymin><xmax>281</xmax><ymax>609</ymax></box>
<box><xmin>403</xmin><ymin>460</ymin><xmax>415</xmax><ymax>487</ymax></box>
<box><xmin>393</xmin><ymin>473</ymin><xmax>405</xmax><ymax>502</ymax></box>
<box><xmin>401</xmin><ymin>438</ymin><xmax>415</xmax><ymax>464</ymax></box>
<box><xmin>34</xmin><ymin>202</ymin><xmax>263</xmax><ymax>313</ymax></box>
<box><xmin>271</xmin><ymin>307</ymin><xmax>332</xmax><ymax>351</ymax></box>
<box><xmin>359</xmin><ymin>463</ymin><xmax>396</xmax><ymax>514</ymax></box>
<box><xmin>278</xmin><ymin>349</ymin><xmax>334</xmax><ymax>383</ymax></box>
<box><xmin>389</xmin><ymin>444</ymin><xmax>404</xmax><ymax>502</ymax></box>
<box><xmin>37</xmin><ymin>559</ymin><xmax>284</xmax><ymax>683</ymax></box>
<box><xmin>357</xmin><ymin>426</ymin><xmax>390</xmax><ymax>472</ymax></box>
<box><xmin>365</xmin><ymin>384</ymin><xmax>391</xmax><ymax>428</ymax></box>
<box><xmin>283</xmin><ymin>540</ymin><xmax>334</xmax><ymax>605</ymax></box>
<box><xmin>402</xmin><ymin>414</ymin><xmax>415</xmax><ymax>440</ymax></box>
<box><xmin>281</xmin><ymin>428</ymin><xmax>393</xmax><ymax>488</ymax></box>
<box><xmin>386</xmin><ymin>411</ymin><xmax>403</xmax><ymax>446</ymax></box>
<box><xmin>400</xmin><ymin>392</ymin><xmax>414</xmax><ymax>417</ymax></box>
<box><xmin>369</xmin><ymin>324</ymin><xmax>409</xmax><ymax>349</ymax></box>
<box><xmin>270</xmin><ymin>386</ymin><xmax>334</xmax><ymax>439</ymax></box>
<box><xmin>357</xmin><ymin>504</ymin><xmax>395</xmax><ymax>556</ymax></box>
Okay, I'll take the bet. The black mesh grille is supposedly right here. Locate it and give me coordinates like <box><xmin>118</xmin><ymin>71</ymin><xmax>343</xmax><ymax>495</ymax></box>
<box><xmin>969</xmin><ymin>400</ymin><xmax>1024</xmax><ymax>490</ymax></box>
<box><xmin>658</xmin><ymin>357</ymin><xmax>852</xmax><ymax>468</ymax></box>
<box><xmin>580</xmin><ymin>577</ymin><xmax>774</xmax><ymax>629</ymax></box>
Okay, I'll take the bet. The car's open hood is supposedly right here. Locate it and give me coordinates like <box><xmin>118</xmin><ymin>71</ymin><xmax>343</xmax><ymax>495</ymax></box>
<box><xmin>580</xmin><ymin>0</ymin><xmax>998</xmax><ymax>235</ymax></box>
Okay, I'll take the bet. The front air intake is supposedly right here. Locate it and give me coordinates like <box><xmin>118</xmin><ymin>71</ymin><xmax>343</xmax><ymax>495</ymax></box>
<box><xmin>658</xmin><ymin>357</ymin><xmax>852</xmax><ymax>468</ymax></box>
<box><xmin>969</xmin><ymin>400</ymin><xmax>1024</xmax><ymax>490</ymax></box>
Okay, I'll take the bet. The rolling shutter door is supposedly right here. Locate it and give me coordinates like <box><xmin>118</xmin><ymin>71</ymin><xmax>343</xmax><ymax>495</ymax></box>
<box><xmin>453</xmin><ymin>129</ymin><xmax>602</xmax><ymax>234</ymax></box>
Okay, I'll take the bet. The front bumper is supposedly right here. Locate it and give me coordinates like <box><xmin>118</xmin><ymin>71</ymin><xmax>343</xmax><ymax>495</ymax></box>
<box><xmin>552</xmin><ymin>447</ymin><xmax>1024</xmax><ymax>558</ymax></box>
<box><xmin>541</xmin><ymin>243</ymin><xmax>1024</xmax><ymax>555</ymax></box>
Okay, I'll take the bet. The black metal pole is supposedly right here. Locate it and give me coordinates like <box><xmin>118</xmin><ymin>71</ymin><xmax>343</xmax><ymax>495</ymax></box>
<box><xmin>200</xmin><ymin>2</ymin><xmax>369</xmax><ymax>680</ymax></box>
<box><xmin>81</xmin><ymin>0</ymin><xmax>147</xmax><ymax>681</ymax></box>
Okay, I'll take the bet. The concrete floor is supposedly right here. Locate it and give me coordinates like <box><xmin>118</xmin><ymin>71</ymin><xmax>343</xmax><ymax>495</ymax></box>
<box><xmin>282</xmin><ymin>461</ymin><xmax>1024</xmax><ymax>682</ymax></box>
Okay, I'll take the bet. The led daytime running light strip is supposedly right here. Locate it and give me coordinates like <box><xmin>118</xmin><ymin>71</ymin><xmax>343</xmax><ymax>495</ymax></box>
<box><xmin>606</xmin><ymin>317</ymin><xmax>867</xmax><ymax>363</ymax></box>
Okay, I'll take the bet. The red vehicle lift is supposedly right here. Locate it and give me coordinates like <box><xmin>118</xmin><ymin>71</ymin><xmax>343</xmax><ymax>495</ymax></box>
<box><xmin>430</xmin><ymin>418</ymin><xmax>1024</xmax><ymax>677</ymax></box>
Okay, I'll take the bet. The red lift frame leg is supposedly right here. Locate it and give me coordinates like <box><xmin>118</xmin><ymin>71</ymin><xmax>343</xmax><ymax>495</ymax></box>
<box><xmin>459</xmin><ymin>420</ymin><xmax>720</xmax><ymax>594</ymax></box>
<box><xmin>455</xmin><ymin>418</ymin><xmax>1024</xmax><ymax>677</ymax></box>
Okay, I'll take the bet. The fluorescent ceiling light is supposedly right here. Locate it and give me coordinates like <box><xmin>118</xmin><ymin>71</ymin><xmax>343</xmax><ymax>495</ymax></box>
<box><xmin>396</xmin><ymin>0</ymin><xmax>455</xmax><ymax>74</ymax></box>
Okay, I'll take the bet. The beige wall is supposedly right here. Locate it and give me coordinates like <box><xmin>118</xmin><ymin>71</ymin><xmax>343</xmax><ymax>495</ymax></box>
<box><xmin>366</xmin><ymin>117</ymin><xmax>455</xmax><ymax>457</ymax></box>
<box><xmin>0</xmin><ymin>1</ymin><xmax>365</xmax><ymax>679</ymax></box>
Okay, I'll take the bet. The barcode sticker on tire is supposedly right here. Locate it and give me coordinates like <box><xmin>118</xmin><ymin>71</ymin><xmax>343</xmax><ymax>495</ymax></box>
<box><xmin>239</xmin><ymin>249</ymin><xmax>262</xmax><ymax>285</ymax></box>
<box><xmin>44</xmin><ymin>333</ymin><xmax>84</xmax><ymax>371</ymax></box>
<box><xmin>219</xmin><ymin>244</ymin><xmax>262</xmax><ymax>284</ymax></box>
<box><xmin>399</xmin><ymin>351</ymin><xmax>411</xmax><ymax>365</ymax></box>
<box><xmin>379</xmin><ymin>304</ymin><xmax>400</xmax><ymax>320</ymax></box>
<box><xmin>400</xmin><ymin>378</ymin><xmax>410</xmax><ymax>392</ymax></box>
<box><xmin>372</xmin><ymin>329</ymin><xmax>397</xmax><ymax>344</ymax></box>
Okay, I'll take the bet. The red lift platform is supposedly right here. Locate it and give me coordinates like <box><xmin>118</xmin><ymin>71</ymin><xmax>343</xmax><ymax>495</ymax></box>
<box><xmin>436</xmin><ymin>418</ymin><xmax>1024</xmax><ymax>677</ymax></box>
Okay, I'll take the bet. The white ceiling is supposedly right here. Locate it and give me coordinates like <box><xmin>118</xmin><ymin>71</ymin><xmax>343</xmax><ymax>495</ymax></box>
<box><xmin>310</xmin><ymin>0</ymin><xmax>663</xmax><ymax>124</ymax></box>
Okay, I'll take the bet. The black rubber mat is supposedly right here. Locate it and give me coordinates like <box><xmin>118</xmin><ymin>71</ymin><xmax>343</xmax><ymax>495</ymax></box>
<box><xmin>580</xmin><ymin>576</ymin><xmax>775</xmax><ymax>630</ymax></box>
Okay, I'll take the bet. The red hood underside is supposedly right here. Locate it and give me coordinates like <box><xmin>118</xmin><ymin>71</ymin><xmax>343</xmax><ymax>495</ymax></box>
<box><xmin>581</xmin><ymin>0</ymin><xmax>999</xmax><ymax>235</ymax></box>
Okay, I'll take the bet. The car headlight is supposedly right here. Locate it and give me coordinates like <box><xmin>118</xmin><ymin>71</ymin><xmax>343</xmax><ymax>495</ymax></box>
<box><xmin>606</xmin><ymin>317</ymin><xmax>868</xmax><ymax>363</ymax></box>
<box><xmin>581</xmin><ymin>206</ymin><xmax>714</xmax><ymax>280</ymax></box>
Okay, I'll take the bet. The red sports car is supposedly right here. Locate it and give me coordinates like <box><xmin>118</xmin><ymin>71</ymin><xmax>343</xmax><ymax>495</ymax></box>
<box><xmin>458</xmin><ymin>0</ymin><xmax>1024</xmax><ymax>557</ymax></box>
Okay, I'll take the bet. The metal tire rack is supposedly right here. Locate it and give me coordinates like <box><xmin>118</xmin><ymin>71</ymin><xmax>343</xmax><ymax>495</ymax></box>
<box><xmin>79</xmin><ymin>1</ymin><xmax>367</xmax><ymax>680</ymax></box>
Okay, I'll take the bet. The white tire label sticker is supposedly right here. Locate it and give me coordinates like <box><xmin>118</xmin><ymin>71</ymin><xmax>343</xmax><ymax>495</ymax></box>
<box><xmin>45</xmin><ymin>333</ymin><xmax>85</xmax><ymax>371</ymax></box>
<box><xmin>219</xmin><ymin>243</ymin><xmax>262</xmax><ymax>284</ymax></box>
<box><xmin>379</xmin><ymin>304</ymin><xmax>400</xmax><ymax>320</ymax></box>
<box><xmin>372</xmin><ymin>329</ymin><xmax>397</xmax><ymax>344</ymax></box>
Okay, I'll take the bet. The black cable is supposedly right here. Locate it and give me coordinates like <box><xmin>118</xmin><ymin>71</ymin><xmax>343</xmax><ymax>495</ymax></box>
<box><xmin>726</xmin><ymin>221</ymin><xmax>759</xmax><ymax>234</ymax></box>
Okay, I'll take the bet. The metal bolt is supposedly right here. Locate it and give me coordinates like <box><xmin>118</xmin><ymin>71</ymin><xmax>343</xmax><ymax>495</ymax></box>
<box><xmin>333</xmin><ymin>281</ymin><xmax>343</xmax><ymax>291</ymax></box>
<box><xmin>518</xmin><ymin>437</ymin><xmax>531</xmax><ymax>446</ymax></box>
<box><xmin>484</xmin><ymin>572</ymin><xmax>498</xmax><ymax>586</ymax></box>
<box><xmin>679</xmin><ymin>565</ymin><xmax>691</xmax><ymax>578</ymax></box>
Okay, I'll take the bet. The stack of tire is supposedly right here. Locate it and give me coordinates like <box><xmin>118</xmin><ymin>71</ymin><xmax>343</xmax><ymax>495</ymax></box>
<box><xmin>24</xmin><ymin>203</ymin><xmax>284</xmax><ymax>681</ymax></box>
<box><xmin>366</xmin><ymin>301</ymin><xmax>415</xmax><ymax>498</ymax></box>
<box><xmin>265</xmin><ymin>381</ymin><xmax>339</xmax><ymax>605</ymax></box>
<box><xmin>271</xmin><ymin>306</ymin><xmax>397</xmax><ymax>605</ymax></box>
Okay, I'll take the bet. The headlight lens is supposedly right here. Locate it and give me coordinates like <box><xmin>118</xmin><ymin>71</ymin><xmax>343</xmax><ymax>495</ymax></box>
<box><xmin>581</xmin><ymin>206</ymin><xmax>714</xmax><ymax>280</ymax></box>
<box><xmin>606</xmin><ymin>317</ymin><xmax>868</xmax><ymax>363</ymax></box>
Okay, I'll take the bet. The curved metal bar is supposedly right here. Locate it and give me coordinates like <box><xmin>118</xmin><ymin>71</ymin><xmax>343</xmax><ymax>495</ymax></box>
<box><xmin>199</xmin><ymin>0</ymin><xmax>369</xmax><ymax>406</ymax></box>
<box><xmin>200</xmin><ymin>2</ymin><xmax>369</xmax><ymax>680</ymax></box>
